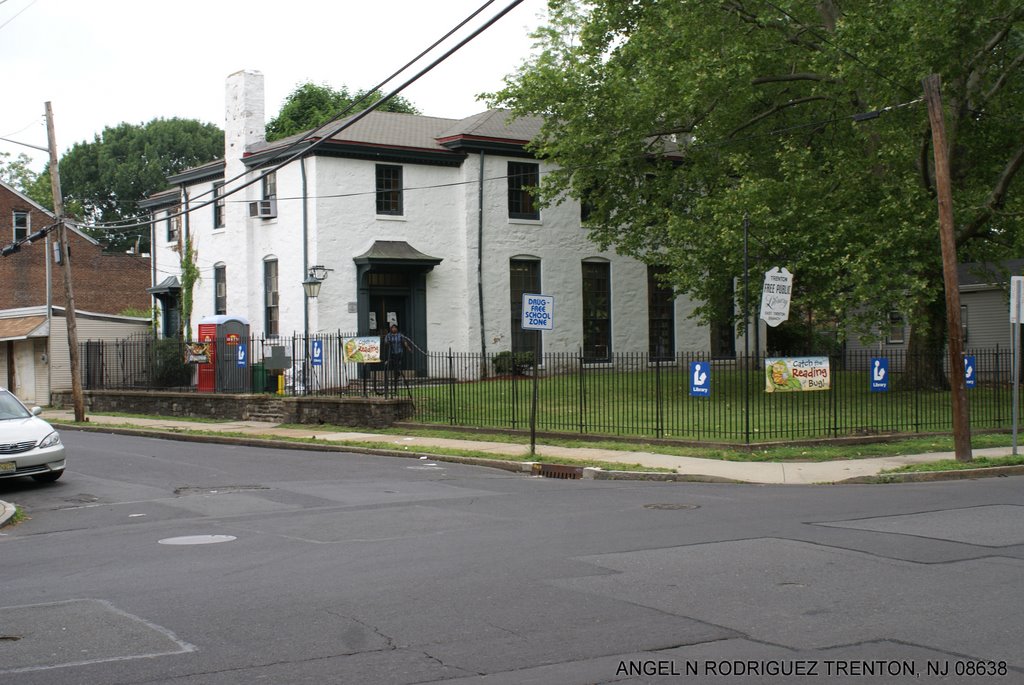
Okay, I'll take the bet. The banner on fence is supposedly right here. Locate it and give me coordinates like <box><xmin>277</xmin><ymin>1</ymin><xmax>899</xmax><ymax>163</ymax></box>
<box><xmin>964</xmin><ymin>355</ymin><xmax>976</xmax><ymax>388</ymax></box>
<box><xmin>870</xmin><ymin>357</ymin><xmax>889</xmax><ymax>392</ymax></box>
<box><xmin>689</xmin><ymin>361</ymin><xmax>710</xmax><ymax>396</ymax></box>
<box><xmin>184</xmin><ymin>342</ymin><xmax>211</xmax><ymax>364</ymax></box>
<box><xmin>765</xmin><ymin>357</ymin><xmax>830</xmax><ymax>392</ymax></box>
<box><xmin>343</xmin><ymin>336</ymin><xmax>381</xmax><ymax>363</ymax></box>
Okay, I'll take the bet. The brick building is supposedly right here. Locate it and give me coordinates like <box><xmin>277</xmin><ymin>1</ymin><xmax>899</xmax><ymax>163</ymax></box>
<box><xmin>1</xmin><ymin>180</ymin><xmax>152</xmax><ymax>404</ymax></box>
<box><xmin>1</xmin><ymin>180</ymin><xmax>151</xmax><ymax>313</ymax></box>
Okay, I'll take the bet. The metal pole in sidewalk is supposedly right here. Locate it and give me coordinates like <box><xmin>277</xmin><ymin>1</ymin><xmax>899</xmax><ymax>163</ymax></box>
<box><xmin>1011</xmin><ymin>276</ymin><xmax>1023</xmax><ymax>455</ymax></box>
<box><xmin>530</xmin><ymin>329</ymin><xmax>539</xmax><ymax>457</ymax></box>
<box><xmin>743</xmin><ymin>214</ymin><xmax>750</xmax><ymax>445</ymax></box>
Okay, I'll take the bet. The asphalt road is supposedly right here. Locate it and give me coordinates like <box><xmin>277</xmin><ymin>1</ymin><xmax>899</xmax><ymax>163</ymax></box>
<box><xmin>1</xmin><ymin>429</ymin><xmax>1022</xmax><ymax>685</ymax></box>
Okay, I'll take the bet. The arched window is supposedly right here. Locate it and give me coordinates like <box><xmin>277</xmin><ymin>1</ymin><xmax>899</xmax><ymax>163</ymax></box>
<box><xmin>263</xmin><ymin>257</ymin><xmax>279</xmax><ymax>336</ymax></box>
<box><xmin>509</xmin><ymin>257</ymin><xmax>541</xmax><ymax>356</ymax></box>
<box><xmin>214</xmin><ymin>263</ymin><xmax>227</xmax><ymax>316</ymax></box>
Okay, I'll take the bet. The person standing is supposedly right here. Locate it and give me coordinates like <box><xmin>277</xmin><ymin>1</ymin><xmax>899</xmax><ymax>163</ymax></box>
<box><xmin>383</xmin><ymin>323</ymin><xmax>411</xmax><ymax>392</ymax></box>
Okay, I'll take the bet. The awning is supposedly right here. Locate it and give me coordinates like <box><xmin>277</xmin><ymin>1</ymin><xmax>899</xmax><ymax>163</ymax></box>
<box><xmin>147</xmin><ymin>276</ymin><xmax>181</xmax><ymax>297</ymax></box>
<box><xmin>0</xmin><ymin>315</ymin><xmax>48</xmax><ymax>342</ymax></box>
<box><xmin>353</xmin><ymin>241</ymin><xmax>442</xmax><ymax>270</ymax></box>
<box><xmin>147</xmin><ymin>275</ymin><xmax>181</xmax><ymax>295</ymax></box>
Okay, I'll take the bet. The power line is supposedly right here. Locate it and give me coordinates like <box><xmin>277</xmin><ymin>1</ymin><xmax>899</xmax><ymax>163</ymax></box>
<box><xmin>0</xmin><ymin>0</ymin><xmax>39</xmax><ymax>31</ymax></box>
<box><xmin>70</xmin><ymin>94</ymin><xmax>921</xmax><ymax>245</ymax></box>
<box><xmin>79</xmin><ymin>0</ymin><xmax>524</xmax><ymax>233</ymax></box>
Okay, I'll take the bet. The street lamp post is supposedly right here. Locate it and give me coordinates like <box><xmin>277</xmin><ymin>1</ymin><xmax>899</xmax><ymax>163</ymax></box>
<box><xmin>302</xmin><ymin>265</ymin><xmax>332</xmax><ymax>393</ymax></box>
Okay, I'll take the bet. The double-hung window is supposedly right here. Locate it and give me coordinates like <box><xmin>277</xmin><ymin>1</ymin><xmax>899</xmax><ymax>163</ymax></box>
<box><xmin>375</xmin><ymin>164</ymin><xmax>403</xmax><ymax>215</ymax></box>
<box><xmin>214</xmin><ymin>264</ymin><xmax>227</xmax><ymax>316</ymax></box>
<box><xmin>213</xmin><ymin>182</ymin><xmax>226</xmax><ymax>229</ymax></box>
<box><xmin>166</xmin><ymin>206</ymin><xmax>180</xmax><ymax>243</ymax></box>
<box><xmin>264</xmin><ymin>259</ymin><xmax>279</xmax><ymax>336</ymax></box>
<box><xmin>13</xmin><ymin>211</ymin><xmax>29</xmax><ymax>241</ymax></box>
<box><xmin>507</xmin><ymin>162</ymin><xmax>539</xmax><ymax>220</ymax></box>
<box><xmin>262</xmin><ymin>172</ymin><xmax>277</xmax><ymax>202</ymax></box>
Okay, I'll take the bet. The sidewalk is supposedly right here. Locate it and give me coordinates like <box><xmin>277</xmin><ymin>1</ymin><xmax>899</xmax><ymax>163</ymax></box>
<box><xmin>39</xmin><ymin>409</ymin><xmax>1024</xmax><ymax>485</ymax></box>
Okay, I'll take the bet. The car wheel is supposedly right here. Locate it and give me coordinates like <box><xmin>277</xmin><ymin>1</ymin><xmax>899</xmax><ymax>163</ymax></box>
<box><xmin>31</xmin><ymin>470</ymin><xmax>64</xmax><ymax>483</ymax></box>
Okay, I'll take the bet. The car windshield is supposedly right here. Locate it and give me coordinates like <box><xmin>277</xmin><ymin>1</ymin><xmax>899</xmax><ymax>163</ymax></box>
<box><xmin>0</xmin><ymin>391</ymin><xmax>32</xmax><ymax>420</ymax></box>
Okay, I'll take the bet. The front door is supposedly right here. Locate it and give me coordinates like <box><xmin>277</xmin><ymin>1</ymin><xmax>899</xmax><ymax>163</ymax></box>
<box><xmin>368</xmin><ymin>295</ymin><xmax>409</xmax><ymax>339</ymax></box>
<box><xmin>13</xmin><ymin>340</ymin><xmax>36</xmax><ymax>404</ymax></box>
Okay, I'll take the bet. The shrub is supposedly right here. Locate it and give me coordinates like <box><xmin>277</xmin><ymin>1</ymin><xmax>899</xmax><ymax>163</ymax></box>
<box><xmin>152</xmin><ymin>338</ymin><xmax>192</xmax><ymax>388</ymax></box>
<box><xmin>492</xmin><ymin>351</ymin><xmax>535</xmax><ymax>375</ymax></box>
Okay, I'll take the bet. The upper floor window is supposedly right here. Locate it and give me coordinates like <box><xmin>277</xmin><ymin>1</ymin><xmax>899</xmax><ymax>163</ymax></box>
<box><xmin>885</xmin><ymin>311</ymin><xmax>905</xmax><ymax>345</ymax></box>
<box><xmin>12</xmin><ymin>211</ymin><xmax>29</xmax><ymax>241</ymax></box>
<box><xmin>214</xmin><ymin>264</ymin><xmax>227</xmax><ymax>316</ymax></box>
<box><xmin>375</xmin><ymin>164</ymin><xmax>403</xmax><ymax>215</ymax></box>
<box><xmin>507</xmin><ymin>162</ymin><xmax>539</xmax><ymax>220</ymax></box>
<box><xmin>262</xmin><ymin>172</ymin><xmax>277</xmax><ymax>201</ymax></box>
<box><xmin>166</xmin><ymin>206</ymin><xmax>180</xmax><ymax>243</ymax></box>
<box><xmin>213</xmin><ymin>182</ymin><xmax>226</xmax><ymax>228</ymax></box>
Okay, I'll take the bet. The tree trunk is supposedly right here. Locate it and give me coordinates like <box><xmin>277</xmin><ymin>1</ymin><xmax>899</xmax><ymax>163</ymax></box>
<box><xmin>905</xmin><ymin>286</ymin><xmax>949</xmax><ymax>390</ymax></box>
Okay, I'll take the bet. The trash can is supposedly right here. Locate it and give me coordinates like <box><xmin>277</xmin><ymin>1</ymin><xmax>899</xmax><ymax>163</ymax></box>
<box><xmin>251</xmin><ymin>362</ymin><xmax>268</xmax><ymax>393</ymax></box>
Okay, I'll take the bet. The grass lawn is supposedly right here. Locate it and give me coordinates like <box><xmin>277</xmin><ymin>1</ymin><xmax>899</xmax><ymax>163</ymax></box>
<box><xmin>406</xmin><ymin>366</ymin><xmax>1013</xmax><ymax>443</ymax></box>
<box><xmin>882</xmin><ymin>454</ymin><xmax>1024</xmax><ymax>473</ymax></box>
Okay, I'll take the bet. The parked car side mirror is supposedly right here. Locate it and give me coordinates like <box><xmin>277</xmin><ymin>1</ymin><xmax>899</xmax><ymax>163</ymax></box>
<box><xmin>31</xmin><ymin>407</ymin><xmax>43</xmax><ymax>416</ymax></box>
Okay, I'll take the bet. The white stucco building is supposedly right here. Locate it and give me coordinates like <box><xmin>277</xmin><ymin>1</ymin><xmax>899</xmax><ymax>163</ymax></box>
<box><xmin>144</xmin><ymin>71</ymin><xmax>739</xmax><ymax>371</ymax></box>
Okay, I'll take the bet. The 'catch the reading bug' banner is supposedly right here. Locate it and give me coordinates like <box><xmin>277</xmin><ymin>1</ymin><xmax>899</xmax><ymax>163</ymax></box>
<box><xmin>765</xmin><ymin>357</ymin><xmax>830</xmax><ymax>393</ymax></box>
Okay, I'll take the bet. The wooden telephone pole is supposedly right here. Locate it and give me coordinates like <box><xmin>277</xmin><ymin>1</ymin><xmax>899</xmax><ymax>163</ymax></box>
<box><xmin>45</xmin><ymin>102</ymin><xmax>86</xmax><ymax>422</ymax></box>
<box><xmin>922</xmin><ymin>75</ymin><xmax>971</xmax><ymax>462</ymax></box>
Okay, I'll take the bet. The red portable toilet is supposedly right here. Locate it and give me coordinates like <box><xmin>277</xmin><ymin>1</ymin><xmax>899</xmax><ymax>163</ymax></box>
<box><xmin>196</xmin><ymin>322</ymin><xmax>218</xmax><ymax>392</ymax></box>
<box><xmin>196</xmin><ymin>316</ymin><xmax>251</xmax><ymax>392</ymax></box>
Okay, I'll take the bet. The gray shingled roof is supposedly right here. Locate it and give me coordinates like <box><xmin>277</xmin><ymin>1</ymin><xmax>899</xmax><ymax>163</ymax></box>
<box><xmin>438</xmin><ymin>109</ymin><xmax>544</xmax><ymax>142</ymax></box>
<box><xmin>958</xmin><ymin>260</ymin><xmax>1024</xmax><ymax>287</ymax></box>
<box><xmin>249</xmin><ymin>108</ymin><xmax>543</xmax><ymax>156</ymax></box>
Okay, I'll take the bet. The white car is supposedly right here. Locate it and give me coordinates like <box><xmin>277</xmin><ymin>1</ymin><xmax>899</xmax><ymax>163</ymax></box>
<box><xmin>0</xmin><ymin>388</ymin><xmax>66</xmax><ymax>483</ymax></box>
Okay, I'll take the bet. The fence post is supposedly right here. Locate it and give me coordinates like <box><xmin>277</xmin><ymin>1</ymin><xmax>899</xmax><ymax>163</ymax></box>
<box><xmin>655</xmin><ymin>355</ymin><xmax>664</xmax><ymax>439</ymax></box>
<box><xmin>744</xmin><ymin>353</ymin><xmax>751</xmax><ymax>445</ymax></box>
<box><xmin>448</xmin><ymin>348</ymin><xmax>456</xmax><ymax>425</ymax></box>
<box><xmin>578</xmin><ymin>347</ymin><xmax>585</xmax><ymax>434</ymax></box>
<box><xmin>832</xmin><ymin>354</ymin><xmax>839</xmax><ymax>438</ymax></box>
<box><xmin>511</xmin><ymin>359</ymin><xmax>518</xmax><ymax>430</ymax></box>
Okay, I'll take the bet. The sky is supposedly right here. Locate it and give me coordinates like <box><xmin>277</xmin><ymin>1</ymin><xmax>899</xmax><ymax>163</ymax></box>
<box><xmin>0</xmin><ymin>0</ymin><xmax>549</xmax><ymax>171</ymax></box>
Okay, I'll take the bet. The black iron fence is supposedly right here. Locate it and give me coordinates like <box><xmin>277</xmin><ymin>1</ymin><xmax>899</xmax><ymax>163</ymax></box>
<box><xmin>82</xmin><ymin>333</ymin><xmax>1018</xmax><ymax>443</ymax></box>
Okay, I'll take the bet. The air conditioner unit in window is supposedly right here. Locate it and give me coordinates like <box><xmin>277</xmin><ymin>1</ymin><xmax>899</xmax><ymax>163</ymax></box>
<box><xmin>248</xmin><ymin>199</ymin><xmax>277</xmax><ymax>219</ymax></box>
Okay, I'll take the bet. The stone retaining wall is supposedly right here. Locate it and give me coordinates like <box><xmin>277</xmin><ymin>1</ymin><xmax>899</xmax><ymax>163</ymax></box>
<box><xmin>51</xmin><ymin>390</ymin><xmax>414</xmax><ymax>428</ymax></box>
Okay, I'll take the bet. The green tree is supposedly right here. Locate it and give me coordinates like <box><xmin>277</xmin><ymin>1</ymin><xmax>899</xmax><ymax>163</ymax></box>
<box><xmin>0</xmin><ymin>151</ymin><xmax>39</xmax><ymax>193</ymax></box>
<box><xmin>58</xmin><ymin>118</ymin><xmax>223</xmax><ymax>251</ymax></box>
<box><xmin>492</xmin><ymin>1</ymin><xmax>1024</xmax><ymax>386</ymax></box>
<box><xmin>266</xmin><ymin>82</ymin><xmax>420</xmax><ymax>141</ymax></box>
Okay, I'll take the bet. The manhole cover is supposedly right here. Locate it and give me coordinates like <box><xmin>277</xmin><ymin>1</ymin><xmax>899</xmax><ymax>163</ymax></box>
<box><xmin>643</xmin><ymin>503</ymin><xmax>700</xmax><ymax>511</ymax></box>
<box><xmin>158</xmin><ymin>535</ymin><xmax>237</xmax><ymax>545</ymax></box>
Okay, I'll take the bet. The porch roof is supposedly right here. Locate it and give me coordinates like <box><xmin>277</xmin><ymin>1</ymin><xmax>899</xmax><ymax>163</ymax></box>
<box><xmin>0</xmin><ymin>315</ymin><xmax>48</xmax><ymax>342</ymax></box>
<box><xmin>353</xmin><ymin>241</ymin><xmax>442</xmax><ymax>270</ymax></box>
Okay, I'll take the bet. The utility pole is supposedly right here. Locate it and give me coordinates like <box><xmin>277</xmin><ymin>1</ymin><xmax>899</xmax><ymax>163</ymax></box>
<box><xmin>45</xmin><ymin>101</ymin><xmax>86</xmax><ymax>422</ymax></box>
<box><xmin>922</xmin><ymin>75</ymin><xmax>971</xmax><ymax>462</ymax></box>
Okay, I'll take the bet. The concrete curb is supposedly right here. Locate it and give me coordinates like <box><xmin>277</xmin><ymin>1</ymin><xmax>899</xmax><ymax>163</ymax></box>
<box><xmin>52</xmin><ymin>423</ymin><xmax>537</xmax><ymax>474</ymax></box>
<box><xmin>52</xmin><ymin>422</ymin><xmax>1024</xmax><ymax>486</ymax></box>
<box><xmin>838</xmin><ymin>464</ymin><xmax>1024</xmax><ymax>484</ymax></box>
<box><xmin>0</xmin><ymin>499</ymin><xmax>16</xmax><ymax>528</ymax></box>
